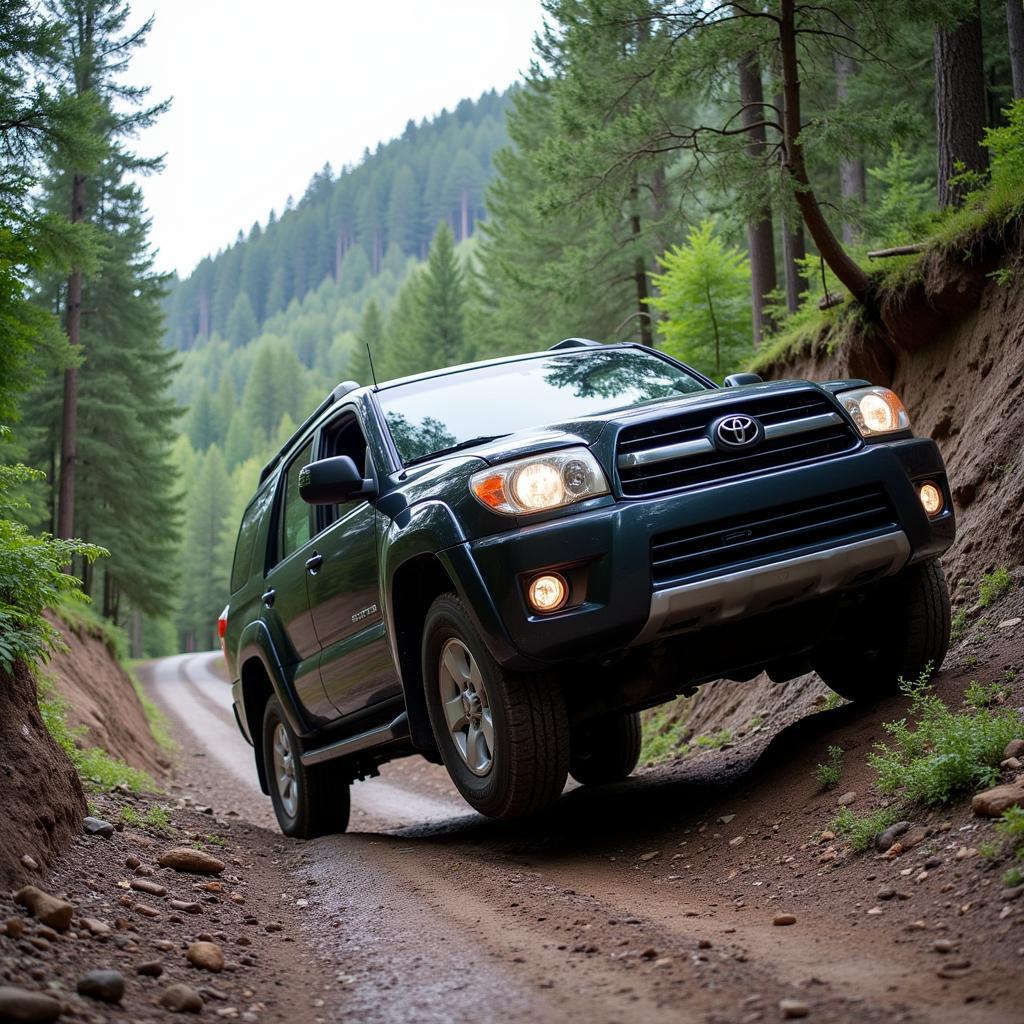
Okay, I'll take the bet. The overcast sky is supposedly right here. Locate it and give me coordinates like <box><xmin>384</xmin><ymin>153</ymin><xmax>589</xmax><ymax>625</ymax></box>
<box><xmin>129</xmin><ymin>1</ymin><xmax>545</xmax><ymax>278</ymax></box>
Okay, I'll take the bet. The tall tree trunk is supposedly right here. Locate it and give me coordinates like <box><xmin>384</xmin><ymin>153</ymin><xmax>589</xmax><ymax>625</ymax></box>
<box><xmin>629</xmin><ymin>177</ymin><xmax>654</xmax><ymax>347</ymax></box>
<box><xmin>58</xmin><ymin>170</ymin><xmax>86</xmax><ymax>541</ymax></box>
<box><xmin>934</xmin><ymin>1</ymin><xmax>989</xmax><ymax>208</ymax></box>
<box><xmin>780</xmin><ymin>207</ymin><xmax>808</xmax><ymax>312</ymax></box>
<box><xmin>834</xmin><ymin>50</ymin><xmax>866</xmax><ymax>244</ymax></box>
<box><xmin>778</xmin><ymin>0</ymin><xmax>869</xmax><ymax>298</ymax></box>
<box><xmin>739</xmin><ymin>53</ymin><xmax>777</xmax><ymax>346</ymax></box>
<box><xmin>1009</xmin><ymin>0</ymin><xmax>1024</xmax><ymax>99</ymax></box>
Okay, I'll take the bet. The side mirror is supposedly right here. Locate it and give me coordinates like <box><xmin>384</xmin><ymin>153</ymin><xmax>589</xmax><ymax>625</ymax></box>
<box><xmin>724</xmin><ymin>372</ymin><xmax>763</xmax><ymax>388</ymax></box>
<box><xmin>299</xmin><ymin>456</ymin><xmax>375</xmax><ymax>505</ymax></box>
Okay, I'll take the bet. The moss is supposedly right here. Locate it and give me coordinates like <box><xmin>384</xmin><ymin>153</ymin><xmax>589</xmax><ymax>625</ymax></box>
<box><xmin>52</xmin><ymin>598</ymin><xmax>128</xmax><ymax>662</ymax></box>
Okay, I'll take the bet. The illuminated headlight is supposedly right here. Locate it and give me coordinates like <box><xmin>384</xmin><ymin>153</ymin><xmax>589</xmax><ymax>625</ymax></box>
<box><xmin>837</xmin><ymin>386</ymin><xmax>911</xmax><ymax>437</ymax></box>
<box><xmin>470</xmin><ymin>448</ymin><xmax>610</xmax><ymax>515</ymax></box>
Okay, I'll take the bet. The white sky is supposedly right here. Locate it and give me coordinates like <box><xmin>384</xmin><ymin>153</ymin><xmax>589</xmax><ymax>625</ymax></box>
<box><xmin>129</xmin><ymin>1</ymin><xmax>546</xmax><ymax>277</ymax></box>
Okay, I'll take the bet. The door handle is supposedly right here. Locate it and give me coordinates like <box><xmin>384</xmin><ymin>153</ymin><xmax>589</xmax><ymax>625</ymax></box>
<box><xmin>305</xmin><ymin>552</ymin><xmax>323</xmax><ymax>574</ymax></box>
<box><xmin>261</xmin><ymin>588</ymin><xmax>276</xmax><ymax>607</ymax></box>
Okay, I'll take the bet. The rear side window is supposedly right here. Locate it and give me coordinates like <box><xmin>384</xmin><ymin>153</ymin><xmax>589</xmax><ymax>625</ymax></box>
<box><xmin>281</xmin><ymin>441</ymin><xmax>314</xmax><ymax>559</ymax></box>
<box><xmin>230</xmin><ymin>481</ymin><xmax>274</xmax><ymax>592</ymax></box>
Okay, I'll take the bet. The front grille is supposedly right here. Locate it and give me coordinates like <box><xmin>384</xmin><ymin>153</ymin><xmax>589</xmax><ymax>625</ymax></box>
<box><xmin>651</xmin><ymin>486</ymin><xmax>897</xmax><ymax>588</ymax></box>
<box><xmin>617</xmin><ymin>389</ymin><xmax>859</xmax><ymax>497</ymax></box>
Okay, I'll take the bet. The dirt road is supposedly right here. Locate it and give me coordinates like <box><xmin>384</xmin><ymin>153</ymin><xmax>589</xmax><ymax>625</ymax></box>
<box><xmin>138</xmin><ymin>652</ymin><xmax>1024</xmax><ymax>1024</ymax></box>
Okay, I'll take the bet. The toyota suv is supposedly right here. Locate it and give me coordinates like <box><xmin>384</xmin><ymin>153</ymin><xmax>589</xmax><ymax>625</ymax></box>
<box><xmin>222</xmin><ymin>339</ymin><xmax>954</xmax><ymax>837</ymax></box>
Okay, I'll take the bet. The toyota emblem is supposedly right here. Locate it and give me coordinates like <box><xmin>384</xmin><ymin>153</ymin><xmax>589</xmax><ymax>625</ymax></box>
<box><xmin>714</xmin><ymin>414</ymin><xmax>761</xmax><ymax>449</ymax></box>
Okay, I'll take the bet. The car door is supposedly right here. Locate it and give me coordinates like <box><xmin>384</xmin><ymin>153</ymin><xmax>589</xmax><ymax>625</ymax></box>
<box><xmin>260</xmin><ymin>440</ymin><xmax>338</xmax><ymax>726</ymax></box>
<box><xmin>306</xmin><ymin>408</ymin><xmax>400</xmax><ymax>718</ymax></box>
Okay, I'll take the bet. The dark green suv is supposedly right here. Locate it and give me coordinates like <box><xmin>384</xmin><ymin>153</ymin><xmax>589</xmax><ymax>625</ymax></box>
<box><xmin>222</xmin><ymin>339</ymin><xmax>954</xmax><ymax>837</ymax></box>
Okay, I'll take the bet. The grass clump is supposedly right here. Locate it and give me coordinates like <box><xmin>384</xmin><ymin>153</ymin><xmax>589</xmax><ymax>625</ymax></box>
<box><xmin>119</xmin><ymin>805</ymin><xmax>141</xmax><ymax>826</ymax></box>
<box><xmin>36</xmin><ymin>671</ymin><xmax>156</xmax><ymax>793</ymax></box>
<box><xmin>691</xmin><ymin>728</ymin><xmax>733</xmax><ymax>750</ymax></box>
<box><xmin>950</xmin><ymin>610</ymin><xmax>969</xmax><ymax>644</ymax></box>
<box><xmin>964</xmin><ymin>679</ymin><xmax>1009</xmax><ymax>709</ymax></box>
<box><xmin>830</xmin><ymin>804</ymin><xmax>906</xmax><ymax>853</ymax></box>
<box><xmin>1003</xmin><ymin>866</ymin><xmax>1024</xmax><ymax>888</ymax></box>
<box><xmin>978</xmin><ymin>567</ymin><xmax>1013</xmax><ymax>609</ymax></box>
<box><xmin>52</xmin><ymin>597</ymin><xmax>128</xmax><ymax>661</ymax></box>
<box><xmin>640</xmin><ymin>700</ymin><xmax>691</xmax><ymax>766</ymax></box>
<box><xmin>129</xmin><ymin>670</ymin><xmax>176</xmax><ymax>753</ymax></box>
<box><xmin>815</xmin><ymin>745</ymin><xmax>845</xmax><ymax>789</ymax></box>
<box><xmin>145</xmin><ymin>805</ymin><xmax>171</xmax><ymax>830</ymax></box>
<box><xmin>868</xmin><ymin>671</ymin><xmax>1023</xmax><ymax>806</ymax></box>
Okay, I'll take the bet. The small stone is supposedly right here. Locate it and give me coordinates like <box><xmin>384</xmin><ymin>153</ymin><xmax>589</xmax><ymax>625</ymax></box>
<box><xmin>1000</xmin><ymin>885</ymin><xmax>1024</xmax><ymax>902</ymax></box>
<box><xmin>83</xmin><ymin>816</ymin><xmax>115</xmax><ymax>838</ymax></box>
<box><xmin>137</xmin><ymin>960</ymin><xmax>164</xmax><ymax>977</ymax></box>
<box><xmin>867</xmin><ymin>907</ymin><xmax>883</xmax><ymax>915</ymax></box>
<box><xmin>125</xmin><ymin>856</ymin><xmax>141</xmax><ymax>870</ymax></box>
<box><xmin>697</xmin><ymin>939</ymin><xmax>712</xmax><ymax>949</ymax></box>
<box><xmin>933</xmin><ymin>939</ymin><xmax>957</xmax><ymax>953</ymax></box>
<box><xmin>639</xmin><ymin>947</ymin><xmax>658</xmax><ymax>959</ymax></box>
<box><xmin>169</xmin><ymin>900</ymin><xmax>202</xmax><ymax>915</ymax></box>
<box><xmin>155</xmin><ymin>940</ymin><xmax>176</xmax><ymax>951</ymax></box>
<box><xmin>997</xmin><ymin>618</ymin><xmax>1022</xmax><ymax>629</ymax></box>
<box><xmin>1004</xmin><ymin>739</ymin><xmax>1024</xmax><ymax>761</ymax></box>
<box><xmin>773</xmin><ymin>914</ymin><xmax>797</xmax><ymax>926</ymax></box>
<box><xmin>80</xmin><ymin>917</ymin><xmax>112</xmax><ymax>938</ymax></box>
<box><xmin>901</xmin><ymin>827</ymin><xmax>928</xmax><ymax>850</ymax></box>
<box><xmin>955</xmin><ymin>846</ymin><xmax>977</xmax><ymax>859</ymax></box>
<box><xmin>134</xmin><ymin>904</ymin><xmax>160</xmax><ymax>918</ymax></box>
<box><xmin>729</xmin><ymin>835</ymin><xmax>746</xmax><ymax>847</ymax></box>
<box><xmin>0</xmin><ymin>985</ymin><xmax>62</xmax><ymax>1022</ymax></box>
<box><xmin>718</xmin><ymin>814</ymin><xmax>736</xmax><ymax>824</ymax></box>
<box><xmin>187</xmin><ymin>941</ymin><xmax>225</xmax><ymax>973</ymax></box>
<box><xmin>819</xmin><ymin>831</ymin><xmax>835</xmax><ymax>842</ymax></box>
<box><xmin>13</xmin><ymin>886</ymin><xmax>74</xmax><ymax>931</ymax></box>
<box><xmin>779</xmin><ymin>997</ymin><xmax>810</xmax><ymax>1019</ymax></box>
<box><xmin>875</xmin><ymin>821</ymin><xmax>910</xmax><ymax>852</ymax></box>
<box><xmin>160</xmin><ymin>983</ymin><xmax>204</xmax><ymax>1013</ymax></box>
<box><xmin>158</xmin><ymin>848</ymin><xmax>226</xmax><ymax>875</ymax></box>
<box><xmin>76</xmin><ymin>969</ymin><xmax>125</xmax><ymax>1003</ymax></box>
<box><xmin>1002</xmin><ymin>757</ymin><xmax>1023</xmax><ymax>771</ymax></box>
<box><xmin>4</xmin><ymin>917</ymin><xmax>24</xmax><ymax>939</ymax></box>
<box><xmin>639</xmin><ymin>851</ymin><xmax>660</xmax><ymax>862</ymax></box>
<box><xmin>20</xmin><ymin>854</ymin><xmax>39</xmax><ymax>871</ymax></box>
<box><xmin>836</xmin><ymin>791</ymin><xmax>857</xmax><ymax>807</ymax></box>
<box><xmin>130</xmin><ymin>878</ymin><xmax>166</xmax><ymax>897</ymax></box>
<box><xmin>877</xmin><ymin>887</ymin><xmax>897</xmax><ymax>901</ymax></box>
<box><xmin>972</xmin><ymin>783</ymin><xmax>1024</xmax><ymax>817</ymax></box>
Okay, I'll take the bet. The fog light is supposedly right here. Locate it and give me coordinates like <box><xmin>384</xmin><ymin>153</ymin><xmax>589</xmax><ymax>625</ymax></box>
<box><xmin>527</xmin><ymin>573</ymin><xmax>568</xmax><ymax>613</ymax></box>
<box><xmin>919</xmin><ymin>481</ymin><xmax>943</xmax><ymax>517</ymax></box>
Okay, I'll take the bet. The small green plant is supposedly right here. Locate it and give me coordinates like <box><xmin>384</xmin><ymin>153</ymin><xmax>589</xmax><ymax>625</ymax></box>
<box><xmin>996</xmin><ymin>806</ymin><xmax>1024</xmax><ymax>850</ymax></box>
<box><xmin>987</xmin><ymin>267</ymin><xmax>1014</xmax><ymax>287</ymax></box>
<box><xmin>750</xmin><ymin>715</ymin><xmax>763</xmax><ymax>730</ymax></box>
<box><xmin>692</xmin><ymin>728</ymin><xmax>733</xmax><ymax>750</ymax></box>
<box><xmin>963</xmin><ymin>654</ymin><xmax>980</xmax><ymax>669</ymax></box>
<box><xmin>830</xmin><ymin>804</ymin><xmax>906</xmax><ymax>853</ymax></box>
<box><xmin>964</xmin><ymin>680</ymin><xmax>1009</xmax><ymax>709</ymax></box>
<box><xmin>978</xmin><ymin>567</ymin><xmax>1012</xmax><ymax>608</ymax></box>
<box><xmin>867</xmin><ymin>670</ymin><xmax>1024</xmax><ymax>805</ymax></box>
<box><xmin>205</xmin><ymin>833</ymin><xmax>227</xmax><ymax>847</ymax></box>
<box><xmin>119</xmin><ymin>805</ymin><xmax>141</xmax><ymax>826</ymax></box>
<box><xmin>979</xmin><ymin>839</ymin><xmax>1001</xmax><ymax>858</ymax></box>
<box><xmin>640</xmin><ymin>700</ymin><xmax>691</xmax><ymax>766</ymax></box>
<box><xmin>1003</xmin><ymin>866</ymin><xmax>1023</xmax><ymax>888</ymax></box>
<box><xmin>820</xmin><ymin>691</ymin><xmax>844</xmax><ymax>712</ymax></box>
<box><xmin>815</xmin><ymin>745</ymin><xmax>845</xmax><ymax>789</ymax></box>
<box><xmin>145</xmin><ymin>805</ymin><xmax>171</xmax><ymax>830</ymax></box>
<box><xmin>950</xmin><ymin>610</ymin><xmax>969</xmax><ymax>643</ymax></box>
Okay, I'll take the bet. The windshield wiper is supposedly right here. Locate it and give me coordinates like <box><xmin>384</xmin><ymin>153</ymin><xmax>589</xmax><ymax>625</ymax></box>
<box><xmin>404</xmin><ymin>435</ymin><xmax>509</xmax><ymax>467</ymax></box>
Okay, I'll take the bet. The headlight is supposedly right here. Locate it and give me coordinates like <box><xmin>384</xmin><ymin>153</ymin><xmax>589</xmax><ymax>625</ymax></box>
<box><xmin>470</xmin><ymin>448</ymin><xmax>610</xmax><ymax>515</ymax></box>
<box><xmin>837</xmin><ymin>386</ymin><xmax>911</xmax><ymax>437</ymax></box>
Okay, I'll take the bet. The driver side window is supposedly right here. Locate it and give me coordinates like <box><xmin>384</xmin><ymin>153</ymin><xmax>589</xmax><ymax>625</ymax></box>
<box><xmin>280</xmin><ymin>441</ymin><xmax>313</xmax><ymax>560</ymax></box>
<box><xmin>317</xmin><ymin>413</ymin><xmax>371</xmax><ymax>530</ymax></box>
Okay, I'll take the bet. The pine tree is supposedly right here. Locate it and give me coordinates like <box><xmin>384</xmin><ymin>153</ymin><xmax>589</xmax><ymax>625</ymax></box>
<box><xmin>214</xmin><ymin>373</ymin><xmax>237</xmax><ymax>444</ymax></box>
<box><xmin>348</xmin><ymin>300</ymin><xmax>385</xmax><ymax>385</ymax></box>
<box><xmin>185</xmin><ymin>382</ymin><xmax>217</xmax><ymax>450</ymax></box>
<box><xmin>226</xmin><ymin>291</ymin><xmax>259</xmax><ymax>347</ymax></box>
<box><xmin>405</xmin><ymin>223</ymin><xmax>467</xmax><ymax>373</ymax></box>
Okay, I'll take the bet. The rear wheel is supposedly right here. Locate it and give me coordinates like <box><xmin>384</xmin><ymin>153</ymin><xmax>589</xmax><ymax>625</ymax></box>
<box><xmin>262</xmin><ymin>697</ymin><xmax>350</xmax><ymax>838</ymax></box>
<box><xmin>422</xmin><ymin>594</ymin><xmax>570</xmax><ymax>818</ymax></box>
<box><xmin>569</xmin><ymin>711</ymin><xmax>642</xmax><ymax>786</ymax></box>
<box><xmin>812</xmin><ymin>559</ymin><xmax>951</xmax><ymax>702</ymax></box>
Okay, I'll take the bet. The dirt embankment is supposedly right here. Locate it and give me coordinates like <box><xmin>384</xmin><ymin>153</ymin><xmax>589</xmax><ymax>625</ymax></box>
<box><xmin>0</xmin><ymin>662</ymin><xmax>85</xmax><ymax>891</ymax></box>
<box><xmin>43</xmin><ymin>611</ymin><xmax>169</xmax><ymax>778</ymax></box>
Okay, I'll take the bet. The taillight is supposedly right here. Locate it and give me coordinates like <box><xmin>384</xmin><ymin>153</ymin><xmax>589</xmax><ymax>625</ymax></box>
<box><xmin>218</xmin><ymin>605</ymin><xmax>229</xmax><ymax>658</ymax></box>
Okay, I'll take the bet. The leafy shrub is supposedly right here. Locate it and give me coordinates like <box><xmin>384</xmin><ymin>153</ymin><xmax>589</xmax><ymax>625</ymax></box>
<box><xmin>1003</xmin><ymin>867</ymin><xmax>1024</xmax><ymax>888</ymax></box>
<box><xmin>868</xmin><ymin>671</ymin><xmax>1023</xmax><ymax>805</ymax></box>
<box><xmin>997</xmin><ymin>806</ymin><xmax>1024</xmax><ymax>856</ymax></box>
<box><xmin>964</xmin><ymin>680</ymin><xmax>1009</xmax><ymax>709</ymax></box>
<box><xmin>950</xmin><ymin>610</ymin><xmax>969</xmax><ymax>643</ymax></box>
<box><xmin>830</xmin><ymin>804</ymin><xmax>906</xmax><ymax>853</ymax></box>
<box><xmin>815</xmin><ymin>745</ymin><xmax>845</xmax><ymax>789</ymax></box>
<box><xmin>978</xmin><ymin>567</ymin><xmax>1012</xmax><ymax>608</ymax></box>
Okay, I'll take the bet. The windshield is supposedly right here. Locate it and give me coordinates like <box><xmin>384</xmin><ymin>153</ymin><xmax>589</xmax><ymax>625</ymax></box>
<box><xmin>376</xmin><ymin>348</ymin><xmax>708</xmax><ymax>464</ymax></box>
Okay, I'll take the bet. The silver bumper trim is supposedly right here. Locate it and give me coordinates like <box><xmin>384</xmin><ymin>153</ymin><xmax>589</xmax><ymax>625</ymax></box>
<box><xmin>630</xmin><ymin>530</ymin><xmax>911</xmax><ymax>647</ymax></box>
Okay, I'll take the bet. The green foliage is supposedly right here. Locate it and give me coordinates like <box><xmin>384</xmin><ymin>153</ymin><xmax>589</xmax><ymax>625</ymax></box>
<box><xmin>978</xmin><ymin>567</ymin><xmax>1013</xmax><ymax>608</ymax></box>
<box><xmin>867</xmin><ymin>671</ymin><xmax>1024</xmax><ymax>805</ymax></box>
<box><xmin>639</xmin><ymin>700</ymin><xmax>690</xmax><ymax>765</ymax></box>
<box><xmin>830</xmin><ymin>804</ymin><xmax>906</xmax><ymax>853</ymax></box>
<box><xmin>997</xmin><ymin>806</ymin><xmax>1024</xmax><ymax>845</ymax></box>
<box><xmin>815</xmin><ymin>745</ymin><xmax>845</xmax><ymax>789</ymax></box>
<box><xmin>0</xmin><ymin>447</ymin><xmax>107</xmax><ymax>671</ymax></box>
<box><xmin>649</xmin><ymin>220</ymin><xmax>753</xmax><ymax>379</ymax></box>
<box><xmin>129</xmin><ymin>671</ymin><xmax>176</xmax><ymax>754</ymax></box>
<box><xmin>964</xmin><ymin>679</ymin><xmax>1009</xmax><ymax>709</ymax></box>
<box><xmin>950</xmin><ymin>610</ymin><xmax>969</xmax><ymax>643</ymax></box>
<box><xmin>1004</xmin><ymin>866</ymin><xmax>1024</xmax><ymax>888</ymax></box>
<box><xmin>692</xmin><ymin>728</ymin><xmax>733</xmax><ymax>750</ymax></box>
<box><xmin>862</xmin><ymin>144</ymin><xmax>935</xmax><ymax>248</ymax></box>
<box><xmin>36</xmin><ymin>670</ymin><xmax>155</xmax><ymax>792</ymax></box>
<box><xmin>145</xmin><ymin>804</ymin><xmax>171</xmax><ymax>830</ymax></box>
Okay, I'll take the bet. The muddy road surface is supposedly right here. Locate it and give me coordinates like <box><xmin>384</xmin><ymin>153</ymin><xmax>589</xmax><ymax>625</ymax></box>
<box><xmin>138</xmin><ymin>652</ymin><xmax>1024</xmax><ymax>1024</ymax></box>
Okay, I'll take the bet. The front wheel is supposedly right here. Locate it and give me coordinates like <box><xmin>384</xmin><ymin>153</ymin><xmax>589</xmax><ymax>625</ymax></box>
<box><xmin>812</xmin><ymin>558</ymin><xmax>951</xmax><ymax>702</ymax></box>
<box><xmin>422</xmin><ymin>594</ymin><xmax>570</xmax><ymax>818</ymax></box>
<box><xmin>569</xmin><ymin>712</ymin><xmax>642</xmax><ymax>786</ymax></box>
<box><xmin>262</xmin><ymin>697</ymin><xmax>351</xmax><ymax>838</ymax></box>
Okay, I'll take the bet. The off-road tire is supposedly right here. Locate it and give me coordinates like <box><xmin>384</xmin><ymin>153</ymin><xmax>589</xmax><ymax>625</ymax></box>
<box><xmin>813</xmin><ymin>559</ymin><xmax>951</xmax><ymax>702</ymax></box>
<box><xmin>422</xmin><ymin>593</ymin><xmax>570</xmax><ymax>818</ymax></box>
<box><xmin>569</xmin><ymin>711</ymin><xmax>642</xmax><ymax>786</ymax></box>
<box><xmin>262</xmin><ymin>697</ymin><xmax>351</xmax><ymax>839</ymax></box>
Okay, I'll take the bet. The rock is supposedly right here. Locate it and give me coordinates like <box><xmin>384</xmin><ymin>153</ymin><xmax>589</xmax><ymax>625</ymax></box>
<box><xmin>4</xmin><ymin>917</ymin><xmax>24</xmax><ymax>939</ymax></box>
<box><xmin>819</xmin><ymin>831</ymin><xmax>835</xmax><ymax>842</ymax></box>
<box><xmin>130</xmin><ymin>878</ymin><xmax>167</xmax><ymax>897</ymax></box>
<box><xmin>0</xmin><ymin>985</ymin><xmax>62</xmax><ymax>1022</ymax></box>
<box><xmin>972</xmin><ymin>783</ymin><xmax>1024</xmax><ymax>817</ymax></box>
<box><xmin>169</xmin><ymin>899</ymin><xmax>202</xmax><ymax>914</ymax></box>
<box><xmin>136</xmin><ymin>960</ymin><xmax>164</xmax><ymax>977</ymax></box>
<box><xmin>779</xmin><ymin>998</ymin><xmax>811</xmax><ymax>1019</ymax></box>
<box><xmin>836</xmin><ymin>791</ymin><xmax>857</xmax><ymax>807</ymax></box>
<box><xmin>867</xmin><ymin>906</ymin><xmax>883</xmax><ymax>915</ymax></box>
<box><xmin>134</xmin><ymin>904</ymin><xmax>160</xmax><ymax>918</ymax></box>
<box><xmin>76</xmin><ymin>969</ymin><xmax>124</xmax><ymax>1003</ymax></box>
<box><xmin>718</xmin><ymin>814</ymin><xmax>736</xmax><ymax>824</ymax></box>
<box><xmin>159</xmin><ymin>983</ymin><xmax>204</xmax><ymax>1013</ymax></box>
<box><xmin>639</xmin><ymin>947</ymin><xmax>658</xmax><ymax>959</ymax></box>
<box><xmin>20</xmin><ymin>854</ymin><xmax>38</xmax><ymax>871</ymax></box>
<box><xmin>1000</xmin><ymin>885</ymin><xmax>1023</xmax><ymax>902</ymax></box>
<box><xmin>187</xmin><ymin>941</ymin><xmax>225</xmax><ymax>973</ymax></box>
<box><xmin>13</xmin><ymin>886</ymin><xmax>74</xmax><ymax>931</ymax></box>
<box><xmin>773</xmin><ymin>914</ymin><xmax>797</xmax><ymax>926</ymax></box>
<box><xmin>639</xmin><ymin>851</ymin><xmax>660</xmax><ymax>862</ymax></box>
<box><xmin>158</xmin><ymin>848</ymin><xmax>226</xmax><ymax>875</ymax></box>
<box><xmin>1004</xmin><ymin>739</ymin><xmax>1024</xmax><ymax>761</ymax></box>
<box><xmin>875</xmin><ymin>821</ymin><xmax>910</xmax><ymax>852</ymax></box>
<box><xmin>876</xmin><ymin>887</ymin><xmax>897</xmax><ymax>901</ymax></box>
<box><xmin>998</xmin><ymin>618</ymin><xmax>1022</xmax><ymax>629</ymax></box>
<box><xmin>933</xmin><ymin>939</ymin><xmax>957</xmax><ymax>953</ymax></box>
<box><xmin>729</xmin><ymin>835</ymin><xmax>746</xmax><ymax>847</ymax></box>
<box><xmin>901</xmin><ymin>827</ymin><xmax>928</xmax><ymax>850</ymax></box>
<box><xmin>1002</xmin><ymin>757</ymin><xmax>1023</xmax><ymax>771</ymax></box>
<box><xmin>125</xmin><ymin>855</ymin><xmax>141</xmax><ymax>870</ymax></box>
<box><xmin>80</xmin><ymin>917</ymin><xmax>112</xmax><ymax>938</ymax></box>
<box><xmin>83</xmin><ymin>816</ymin><xmax>115</xmax><ymax>838</ymax></box>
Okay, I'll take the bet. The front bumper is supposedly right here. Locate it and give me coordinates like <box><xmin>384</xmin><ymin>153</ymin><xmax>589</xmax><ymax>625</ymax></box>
<box><xmin>462</xmin><ymin>437</ymin><xmax>954</xmax><ymax>667</ymax></box>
